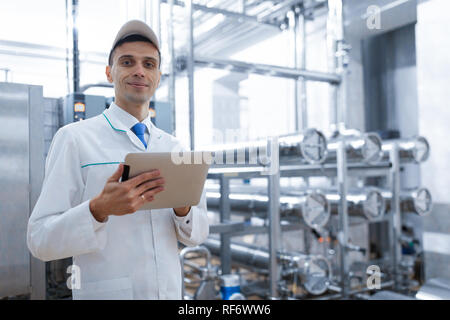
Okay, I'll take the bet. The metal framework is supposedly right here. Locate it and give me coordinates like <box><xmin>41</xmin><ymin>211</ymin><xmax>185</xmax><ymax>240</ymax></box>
<box><xmin>164</xmin><ymin>0</ymin><xmax>430</xmax><ymax>300</ymax></box>
<box><xmin>165</xmin><ymin>0</ymin><xmax>338</xmax><ymax>150</ymax></box>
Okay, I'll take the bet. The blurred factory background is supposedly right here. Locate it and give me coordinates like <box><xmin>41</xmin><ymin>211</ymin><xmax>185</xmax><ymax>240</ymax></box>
<box><xmin>0</xmin><ymin>0</ymin><xmax>449</xmax><ymax>300</ymax></box>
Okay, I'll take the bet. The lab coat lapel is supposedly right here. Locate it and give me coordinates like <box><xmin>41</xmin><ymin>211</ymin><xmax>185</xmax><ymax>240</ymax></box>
<box><xmin>127</xmin><ymin>131</ymin><xmax>147</xmax><ymax>151</ymax></box>
<box><xmin>146</xmin><ymin>121</ymin><xmax>163</xmax><ymax>151</ymax></box>
<box><xmin>103</xmin><ymin>107</ymin><xmax>147</xmax><ymax>151</ymax></box>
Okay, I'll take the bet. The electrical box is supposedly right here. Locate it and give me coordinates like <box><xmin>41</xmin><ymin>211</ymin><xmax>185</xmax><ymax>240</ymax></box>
<box><xmin>149</xmin><ymin>100</ymin><xmax>174</xmax><ymax>135</ymax></box>
<box><xmin>63</xmin><ymin>94</ymin><xmax>174</xmax><ymax>135</ymax></box>
<box><xmin>62</xmin><ymin>93</ymin><xmax>107</xmax><ymax>125</ymax></box>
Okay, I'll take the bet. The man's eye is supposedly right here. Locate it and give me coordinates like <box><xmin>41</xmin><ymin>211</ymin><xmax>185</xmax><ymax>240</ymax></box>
<box><xmin>145</xmin><ymin>62</ymin><xmax>154</xmax><ymax>68</ymax></box>
<box><xmin>122</xmin><ymin>60</ymin><xmax>131</xmax><ymax>65</ymax></box>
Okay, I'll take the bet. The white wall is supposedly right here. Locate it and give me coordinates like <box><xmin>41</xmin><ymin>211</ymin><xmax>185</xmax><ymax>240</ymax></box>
<box><xmin>416</xmin><ymin>0</ymin><xmax>450</xmax><ymax>280</ymax></box>
<box><xmin>416</xmin><ymin>0</ymin><xmax>450</xmax><ymax>204</ymax></box>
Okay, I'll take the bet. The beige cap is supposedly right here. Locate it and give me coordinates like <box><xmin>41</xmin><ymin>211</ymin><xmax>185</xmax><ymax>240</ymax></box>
<box><xmin>111</xmin><ymin>20</ymin><xmax>160</xmax><ymax>52</ymax></box>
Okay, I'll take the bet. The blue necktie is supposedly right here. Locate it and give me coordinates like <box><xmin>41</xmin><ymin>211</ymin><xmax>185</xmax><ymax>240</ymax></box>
<box><xmin>131</xmin><ymin>123</ymin><xmax>147</xmax><ymax>149</ymax></box>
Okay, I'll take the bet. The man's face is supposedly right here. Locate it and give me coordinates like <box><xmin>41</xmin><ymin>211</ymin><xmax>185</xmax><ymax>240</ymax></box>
<box><xmin>106</xmin><ymin>41</ymin><xmax>161</xmax><ymax>105</ymax></box>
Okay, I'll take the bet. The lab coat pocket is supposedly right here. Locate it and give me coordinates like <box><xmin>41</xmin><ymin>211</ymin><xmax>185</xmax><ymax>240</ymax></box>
<box><xmin>74</xmin><ymin>277</ymin><xmax>133</xmax><ymax>300</ymax></box>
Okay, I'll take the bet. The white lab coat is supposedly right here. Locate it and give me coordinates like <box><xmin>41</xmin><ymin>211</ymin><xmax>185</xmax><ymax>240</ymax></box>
<box><xmin>27</xmin><ymin>102</ymin><xmax>209</xmax><ymax>300</ymax></box>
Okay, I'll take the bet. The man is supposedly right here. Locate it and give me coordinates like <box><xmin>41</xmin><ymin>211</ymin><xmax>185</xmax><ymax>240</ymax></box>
<box><xmin>27</xmin><ymin>20</ymin><xmax>209</xmax><ymax>300</ymax></box>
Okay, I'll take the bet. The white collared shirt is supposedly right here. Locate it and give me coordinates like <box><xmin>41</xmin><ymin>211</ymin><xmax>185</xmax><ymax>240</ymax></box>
<box><xmin>27</xmin><ymin>102</ymin><xmax>209</xmax><ymax>300</ymax></box>
<box><xmin>109</xmin><ymin>102</ymin><xmax>151</xmax><ymax>148</ymax></box>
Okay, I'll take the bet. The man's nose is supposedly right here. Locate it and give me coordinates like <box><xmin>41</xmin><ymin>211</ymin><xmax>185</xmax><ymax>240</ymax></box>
<box><xmin>132</xmin><ymin>64</ymin><xmax>145</xmax><ymax>77</ymax></box>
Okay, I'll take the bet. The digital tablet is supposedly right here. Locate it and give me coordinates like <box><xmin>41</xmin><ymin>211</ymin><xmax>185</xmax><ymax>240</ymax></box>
<box><xmin>121</xmin><ymin>152</ymin><xmax>210</xmax><ymax>210</ymax></box>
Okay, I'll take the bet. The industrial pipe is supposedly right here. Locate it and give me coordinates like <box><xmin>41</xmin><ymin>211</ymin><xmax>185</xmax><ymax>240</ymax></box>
<box><xmin>179</xmin><ymin>246</ymin><xmax>212</xmax><ymax>300</ymax></box>
<box><xmin>206</xmin><ymin>190</ymin><xmax>330</xmax><ymax>229</ymax></box>
<box><xmin>72</xmin><ymin>0</ymin><xmax>80</xmax><ymax>93</ymax></box>
<box><xmin>205</xmin><ymin>128</ymin><xmax>328</xmax><ymax>166</ymax></box>
<box><xmin>382</xmin><ymin>136</ymin><xmax>430</xmax><ymax>163</ymax></box>
<box><xmin>326</xmin><ymin>132</ymin><xmax>383</xmax><ymax>164</ymax></box>
<box><xmin>194</xmin><ymin>56</ymin><xmax>341</xmax><ymax>84</ymax></box>
<box><xmin>206</xmin><ymin>185</ymin><xmax>385</xmax><ymax>223</ymax></box>
<box><xmin>325</xmin><ymin>188</ymin><xmax>386</xmax><ymax>221</ymax></box>
<box><xmin>203</xmin><ymin>238</ymin><xmax>332</xmax><ymax>296</ymax></box>
<box><xmin>382</xmin><ymin>188</ymin><xmax>433</xmax><ymax>216</ymax></box>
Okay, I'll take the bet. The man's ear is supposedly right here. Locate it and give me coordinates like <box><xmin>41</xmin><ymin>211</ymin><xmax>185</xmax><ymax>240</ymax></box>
<box><xmin>105</xmin><ymin>65</ymin><xmax>113</xmax><ymax>83</ymax></box>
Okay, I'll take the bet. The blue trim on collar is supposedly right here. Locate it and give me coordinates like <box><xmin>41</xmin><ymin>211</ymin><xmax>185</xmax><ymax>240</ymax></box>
<box><xmin>103</xmin><ymin>113</ymin><xmax>126</xmax><ymax>132</ymax></box>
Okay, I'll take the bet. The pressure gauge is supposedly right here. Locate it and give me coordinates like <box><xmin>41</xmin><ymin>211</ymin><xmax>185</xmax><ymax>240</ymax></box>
<box><xmin>299</xmin><ymin>255</ymin><xmax>332</xmax><ymax>296</ymax></box>
<box><xmin>411</xmin><ymin>188</ymin><xmax>433</xmax><ymax>216</ymax></box>
<box><xmin>360</xmin><ymin>132</ymin><xmax>383</xmax><ymax>163</ymax></box>
<box><xmin>300</xmin><ymin>129</ymin><xmax>328</xmax><ymax>164</ymax></box>
<box><xmin>412</xmin><ymin>136</ymin><xmax>430</xmax><ymax>163</ymax></box>
<box><xmin>302</xmin><ymin>192</ymin><xmax>330</xmax><ymax>229</ymax></box>
<box><xmin>362</xmin><ymin>189</ymin><xmax>386</xmax><ymax>221</ymax></box>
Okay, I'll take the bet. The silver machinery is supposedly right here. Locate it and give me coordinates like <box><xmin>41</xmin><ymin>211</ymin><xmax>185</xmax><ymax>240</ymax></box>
<box><xmin>62</xmin><ymin>93</ymin><xmax>174</xmax><ymax>134</ymax></box>
<box><xmin>0</xmin><ymin>82</ymin><xmax>46</xmax><ymax>299</ymax></box>
<box><xmin>1</xmin><ymin>0</ymin><xmax>442</xmax><ymax>301</ymax></box>
<box><xmin>62</xmin><ymin>93</ymin><xmax>107</xmax><ymax>125</ymax></box>
<box><xmin>382</xmin><ymin>188</ymin><xmax>433</xmax><ymax>217</ymax></box>
<box><xmin>0</xmin><ymin>85</ymin><xmax>175</xmax><ymax>299</ymax></box>
<box><xmin>381</xmin><ymin>136</ymin><xmax>430</xmax><ymax>164</ymax></box>
<box><xmin>325</xmin><ymin>189</ymin><xmax>386</xmax><ymax>222</ymax></box>
<box><xmin>206</xmin><ymin>190</ymin><xmax>330</xmax><ymax>230</ymax></box>
<box><xmin>195</xmin><ymin>128</ymin><xmax>434</xmax><ymax>299</ymax></box>
<box><xmin>205</xmin><ymin>128</ymin><xmax>328</xmax><ymax>166</ymax></box>
<box><xmin>206</xmin><ymin>185</ymin><xmax>386</xmax><ymax>223</ymax></box>
<box><xmin>326</xmin><ymin>132</ymin><xmax>383</xmax><ymax>164</ymax></box>
<box><xmin>173</xmin><ymin>0</ymin><xmax>436</xmax><ymax>299</ymax></box>
<box><xmin>202</xmin><ymin>238</ymin><xmax>332</xmax><ymax>297</ymax></box>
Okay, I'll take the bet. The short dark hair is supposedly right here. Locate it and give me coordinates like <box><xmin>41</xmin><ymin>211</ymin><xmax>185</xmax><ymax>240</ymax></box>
<box><xmin>108</xmin><ymin>34</ymin><xmax>161</xmax><ymax>68</ymax></box>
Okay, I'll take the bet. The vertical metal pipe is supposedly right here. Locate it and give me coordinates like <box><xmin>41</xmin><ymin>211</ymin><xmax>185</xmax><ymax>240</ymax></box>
<box><xmin>290</xmin><ymin>10</ymin><xmax>300</xmax><ymax>132</ymax></box>
<box><xmin>168</xmin><ymin>0</ymin><xmax>176</xmax><ymax>134</ymax></box>
<box><xmin>326</xmin><ymin>0</ymin><xmax>338</xmax><ymax>129</ymax></box>
<box><xmin>186</xmin><ymin>0</ymin><xmax>195</xmax><ymax>150</ymax></box>
<box><xmin>291</xmin><ymin>7</ymin><xmax>307</xmax><ymax>131</ymax></box>
<box><xmin>334</xmin><ymin>0</ymin><xmax>347</xmax><ymax>127</ymax></box>
<box><xmin>337</xmin><ymin>138</ymin><xmax>349</xmax><ymax>298</ymax></box>
<box><xmin>297</xmin><ymin>7</ymin><xmax>309</xmax><ymax>189</ymax></box>
<box><xmin>327</xmin><ymin>0</ymin><xmax>347</xmax><ymax>131</ymax></box>
<box><xmin>389</xmin><ymin>143</ymin><xmax>402</xmax><ymax>290</ymax></box>
<box><xmin>298</xmin><ymin>9</ymin><xmax>307</xmax><ymax>130</ymax></box>
<box><xmin>72</xmin><ymin>0</ymin><xmax>80</xmax><ymax>93</ymax></box>
<box><xmin>219</xmin><ymin>175</ymin><xmax>232</xmax><ymax>275</ymax></box>
<box><xmin>268</xmin><ymin>138</ymin><xmax>281</xmax><ymax>299</ymax></box>
<box><xmin>65</xmin><ymin>0</ymin><xmax>71</xmax><ymax>93</ymax></box>
<box><xmin>155</xmin><ymin>0</ymin><xmax>162</xmax><ymax>46</ymax></box>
